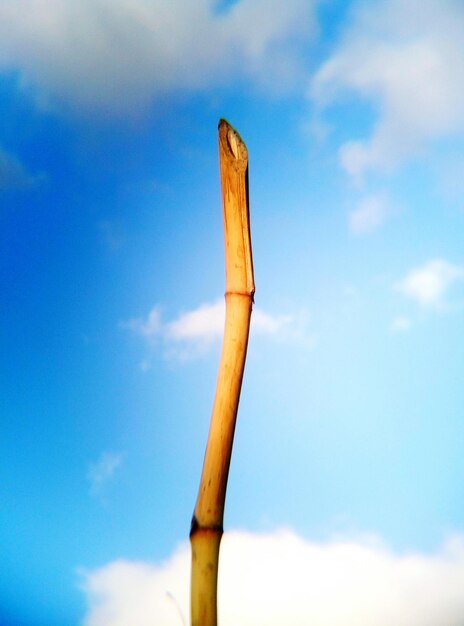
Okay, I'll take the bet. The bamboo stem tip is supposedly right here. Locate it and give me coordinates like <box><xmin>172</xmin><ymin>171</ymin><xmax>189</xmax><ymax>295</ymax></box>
<box><xmin>227</xmin><ymin>129</ymin><xmax>239</xmax><ymax>159</ymax></box>
<box><xmin>218</xmin><ymin>118</ymin><xmax>247</xmax><ymax>163</ymax></box>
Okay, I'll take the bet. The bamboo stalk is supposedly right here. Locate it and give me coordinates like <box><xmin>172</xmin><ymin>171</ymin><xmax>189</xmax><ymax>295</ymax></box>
<box><xmin>190</xmin><ymin>119</ymin><xmax>255</xmax><ymax>626</ymax></box>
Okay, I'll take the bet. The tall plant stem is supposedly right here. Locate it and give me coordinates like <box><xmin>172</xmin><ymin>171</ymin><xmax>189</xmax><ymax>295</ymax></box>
<box><xmin>190</xmin><ymin>119</ymin><xmax>254</xmax><ymax>626</ymax></box>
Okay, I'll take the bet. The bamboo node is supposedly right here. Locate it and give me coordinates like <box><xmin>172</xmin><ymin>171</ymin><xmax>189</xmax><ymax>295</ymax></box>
<box><xmin>225</xmin><ymin>289</ymin><xmax>255</xmax><ymax>300</ymax></box>
<box><xmin>190</xmin><ymin>515</ymin><xmax>224</xmax><ymax>538</ymax></box>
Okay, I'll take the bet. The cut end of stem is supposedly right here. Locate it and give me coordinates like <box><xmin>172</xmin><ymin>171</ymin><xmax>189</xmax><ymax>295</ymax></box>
<box><xmin>227</xmin><ymin>129</ymin><xmax>239</xmax><ymax>159</ymax></box>
<box><xmin>218</xmin><ymin>118</ymin><xmax>247</xmax><ymax>163</ymax></box>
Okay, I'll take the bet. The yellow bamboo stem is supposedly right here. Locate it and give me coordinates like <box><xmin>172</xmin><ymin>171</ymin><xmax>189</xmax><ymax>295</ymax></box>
<box><xmin>190</xmin><ymin>119</ymin><xmax>255</xmax><ymax>626</ymax></box>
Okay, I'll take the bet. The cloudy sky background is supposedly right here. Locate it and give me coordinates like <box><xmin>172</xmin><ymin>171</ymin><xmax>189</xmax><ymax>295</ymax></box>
<box><xmin>2</xmin><ymin>0</ymin><xmax>464</xmax><ymax>624</ymax></box>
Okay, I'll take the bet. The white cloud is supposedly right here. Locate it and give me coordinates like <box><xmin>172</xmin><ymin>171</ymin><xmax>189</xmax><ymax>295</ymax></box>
<box><xmin>80</xmin><ymin>529</ymin><xmax>464</xmax><ymax>626</ymax></box>
<box><xmin>348</xmin><ymin>194</ymin><xmax>392</xmax><ymax>234</ymax></box>
<box><xmin>311</xmin><ymin>0</ymin><xmax>464</xmax><ymax>177</ymax></box>
<box><xmin>122</xmin><ymin>299</ymin><xmax>297</xmax><ymax>359</ymax></box>
<box><xmin>165</xmin><ymin>300</ymin><xmax>225</xmax><ymax>343</ymax></box>
<box><xmin>0</xmin><ymin>0</ymin><xmax>315</xmax><ymax>116</ymax></box>
<box><xmin>396</xmin><ymin>259</ymin><xmax>464</xmax><ymax>309</ymax></box>
<box><xmin>252</xmin><ymin>307</ymin><xmax>293</xmax><ymax>335</ymax></box>
<box><xmin>87</xmin><ymin>451</ymin><xmax>124</xmax><ymax>496</ymax></box>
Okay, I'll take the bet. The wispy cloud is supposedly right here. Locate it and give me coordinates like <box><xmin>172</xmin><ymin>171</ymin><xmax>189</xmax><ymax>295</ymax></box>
<box><xmin>80</xmin><ymin>529</ymin><xmax>464</xmax><ymax>626</ymax></box>
<box><xmin>165</xmin><ymin>301</ymin><xmax>225</xmax><ymax>343</ymax></box>
<box><xmin>252</xmin><ymin>307</ymin><xmax>294</xmax><ymax>335</ymax></box>
<box><xmin>348</xmin><ymin>194</ymin><xmax>393</xmax><ymax>235</ymax></box>
<box><xmin>396</xmin><ymin>259</ymin><xmax>464</xmax><ymax>309</ymax></box>
<box><xmin>390</xmin><ymin>316</ymin><xmax>411</xmax><ymax>333</ymax></box>
<box><xmin>0</xmin><ymin>147</ymin><xmax>36</xmax><ymax>190</ymax></box>
<box><xmin>87</xmin><ymin>451</ymin><xmax>124</xmax><ymax>497</ymax></box>
<box><xmin>122</xmin><ymin>299</ymin><xmax>298</xmax><ymax>361</ymax></box>
<box><xmin>0</xmin><ymin>0</ymin><xmax>316</xmax><ymax>116</ymax></box>
<box><xmin>311</xmin><ymin>0</ymin><xmax>464</xmax><ymax>178</ymax></box>
<box><xmin>97</xmin><ymin>220</ymin><xmax>124</xmax><ymax>252</ymax></box>
<box><xmin>122</xmin><ymin>307</ymin><xmax>162</xmax><ymax>339</ymax></box>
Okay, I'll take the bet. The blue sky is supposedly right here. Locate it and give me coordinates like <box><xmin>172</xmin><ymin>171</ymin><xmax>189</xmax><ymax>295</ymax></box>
<box><xmin>2</xmin><ymin>1</ymin><xmax>464</xmax><ymax>624</ymax></box>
